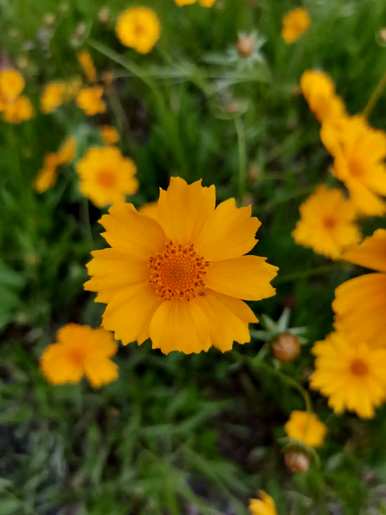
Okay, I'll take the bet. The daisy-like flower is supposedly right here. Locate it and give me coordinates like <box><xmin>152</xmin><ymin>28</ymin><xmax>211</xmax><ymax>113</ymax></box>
<box><xmin>115</xmin><ymin>7</ymin><xmax>161</xmax><ymax>54</ymax></box>
<box><xmin>2</xmin><ymin>95</ymin><xmax>34</xmax><ymax>123</ymax></box>
<box><xmin>281</xmin><ymin>7</ymin><xmax>311</xmax><ymax>44</ymax></box>
<box><xmin>76</xmin><ymin>146</ymin><xmax>138</xmax><ymax>207</ymax></box>
<box><xmin>85</xmin><ymin>177</ymin><xmax>278</xmax><ymax>354</ymax></box>
<box><xmin>175</xmin><ymin>0</ymin><xmax>216</xmax><ymax>7</ymax></box>
<box><xmin>333</xmin><ymin>229</ymin><xmax>386</xmax><ymax>347</ymax></box>
<box><xmin>310</xmin><ymin>332</ymin><xmax>386</xmax><ymax>418</ymax></box>
<box><xmin>321</xmin><ymin>115</ymin><xmax>386</xmax><ymax>216</ymax></box>
<box><xmin>40</xmin><ymin>81</ymin><xmax>67</xmax><ymax>113</ymax></box>
<box><xmin>77</xmin><ymin>50</ymin><xmax>97</xmax><ymax>82</ymax></box>
<box><xmin>76</xmin><ymin>86</ymin><xmax>106</xmax><ymax>116</ymax></box>
<box><xmin>0</xmin><ymin>68</ymin><xmax>25</xmax><ymax>106</ymax></box>
<box><xmin>40</xmin><ymin>323</ymin><xmax>118</xmax><ymax>388</ymax></box>
<box><xmin>292</xmin><ymin>185</ymin><xmax>361</xmax><ymax>259</ymax></box>
<box><xmin>284</xmin><ymin>410</ymin><xmax>327</xmax><ymax>448</ymax></box>
<box><xmin>300</xmin><ymin>70</ymin><xmax>346</xmax><ymax>123</ymax></box>
<box><xmin>249</xmin><ymin>491</ymin><xmax>277</xmax><ymax>515</ymax></box>
<box><xmin>100</xmin><ymin>125</ymin><xmax>120</xmax><ymax>145</ymax></box>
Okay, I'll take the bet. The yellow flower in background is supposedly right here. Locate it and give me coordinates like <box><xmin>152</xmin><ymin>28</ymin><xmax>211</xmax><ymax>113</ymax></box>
<box><xmin>76</xmin><ymin>146</ymin><xmax>138</xmax><ymax>207</ymax></box>
<box><xmin>34</xmin><ymin>153</ymin><xmax>59</xmax><ymax>193</ymax></box>
<box><xmin>175</xmin><ymin>0</ymin><xmax>216</xmax><ymax>6</ymax></box>
<box><xmin>100</xmin><ymin>125</ymin><xmax>120</xmax><ymax>145</ymax></box>
<box><xmin>40</xmin><ymin>323</ymin><xmax>118</xmax><ymax>388</ymax></box>
<box><xmin>292</xmin><ymin>185</ymin><xmax>361</xmax><ymax>259</ymax></box>
<box><xmin>40</xmin><ymin>81</ymin><xmax>67</xmax><ymax>113</ymax></box>
<box><xmin>76</xmin><ymin>86</ymin><xmax>106</xmax><ymax>116</ymax></box>
<box><xmin>310</xmin><ymin>332</ymin><xmax>386</xmax><ymax>418</ymax></box>
<box><xmin>321</xmin><ymin>115</ymin><xmax>386</xmax><ymax>216</ymax></box>
<box><xmin>85</xmin><ymin>177</ymin><xmax>278</xmax><ymax>354</ymax></box>
<box><xmin>249</xmin><ymin>491</ymin><xmax>277</xmax><ymax>515</ymax></box>
<box><xmin>0</xmin><ymin>68</ymin><xmax>25</xmax><ymax>107</ymax></box>
<box><xmin>333</xmin><ymin>229</ymin><xmax>386</xmax><ymax>348</ymax></box>
<box><xmin>116</xmin><ymin>7</ymin><xmax>161</xmax><ymax>54</ymax></box>
<box><xmin>285</xmin><ymin>410</ymin><xmax>327</xmax><ymax>448</ymax></box>
<box><xmin>300</xmin><ymin>70</ymin><xmax>346</xmax><ymax>123</ymax></box>
<box><xmin>56</xmin><ymin>136</ymin><xmax>77</xmax><ymax>165</ymax></box>
<box><xmin>281</xmin><ymin>7</ymin><xmax>311</xmax><ymax>44</ymax></box>
<box><xmin>2</xmin><ymin>96</ymin><xmax>34</xmax><ymax>123</ymax></box>
<box><xmin>77</xmin><ymin>50</ymin><xmax>97</xmax><ymax>82</ymax></box>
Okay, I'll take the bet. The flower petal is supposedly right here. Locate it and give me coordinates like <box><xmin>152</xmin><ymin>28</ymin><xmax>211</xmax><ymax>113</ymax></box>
<box><xmin>84</xmin><ymin>358</ymin><xmax>118</xmax><ymax>388</ymax></box>
<box><xmin>342</xmin><ymin>229</ymin><xmax>386</xmax><ymax>272</ymax></box>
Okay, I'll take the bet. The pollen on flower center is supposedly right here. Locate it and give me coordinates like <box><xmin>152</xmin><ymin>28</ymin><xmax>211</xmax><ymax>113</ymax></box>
<box><xmin>69</xmin><ymin>348</ymin><xmax>85</xmax><ymax>367</ymax></box>
<box><xmin>97</xmin><ymin>169</ymin><xmax>116</xmax><ymax>188</ymax></box>
<box><xmin>323</xmin><ymin>216</ymin><xmax>337</xmax><ymax>229</ymax></box>
<box><xmin>350</xmin><ymin>358</ymin><xmax>368</xmax><ymax>376</ymax></box>
<box><xmin>148</xmin><ymin>241</ymin><xmax>209</xmax><ymax>301</ymax></box>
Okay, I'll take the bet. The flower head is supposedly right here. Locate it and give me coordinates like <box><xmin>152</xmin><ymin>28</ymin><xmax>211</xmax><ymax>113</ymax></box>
<box><xmin>77</xmin><ymin>50</ymin><xmax>97</xmax><ymax>82</ymax></box>
<box><xmin>321</xmin><ymin>115</ymin><xmax>386</xmax><ymax>215</ymax></box>
<box><xmin>292</xmin><ymin>185</ymin><xmax>361</xmax><ymax>259</ymax></box>
<box><xmin>85</xmin><ymin>177</ymin><xmax>278</xmax><ymax>354</ymax></box>
<box><xmin>76</xmin><ymin>86</ymin><xmax>106</xmax><ymax>116</ymax></box>
<box><xmin>285</xmin><ymin>410</ymin><xmax>327</xmax><ymax>448</ymax></box>
<box><xmin>175</xmin><ymin>0</ymin><xmax>216</xmax><ymax>5</ymax></box>
<box><xmin>300</xmin><ymin>70</ymin><xmax>346</xmax><ymax>123</ymax></box>
<box><xmin>76</xmin><ymin>146</ymin><xmax>138</xmax><ymax>207</ymax></box>
<box><xmin>115</xmin><ymin>7</ymin><xmax>161</xmax><ymax>54</ymax></box>
<box><xmin>249</xmin><ymin>491</ymin><xmax>277</xmax><ymax>515</ymax></box>
<box><xmin>2</xmin><ymin>96</ymin><xmax>34</xmax><ymax>123</ymax></box>
<box><xmin>40</xmin><ymin>323</ymin><xmax>118</xmax><ymax>388</ymax></box>
<box><xmin>281</xmin><ymin>7</ymin><xmax>311</xmax><ymax>44</ymax></box>
<box><xmin>100</xmin><ymin>125</ymin><xmax>120</xmax><ymax>145</ymax></box>
<box><xmin>34</xmin><ymin>154</ymin><xmax>58</xmax><ymax>193</ymax></box>
<box><xmin>333</xmin><ymin>229</ymin><xmax>386</xmax><ymax>347</ymax></box>
<box><xmin>40</xmin><ymin>81</ymin><xmax>66</xmax><ymax>113</ymax></box>
<box><xmin>56</xmin><ymin>136</ymin><xmax>77</xmax><ymax>165</ymax></box>
<box><xmin>0</xmin><ymin>68</ymin><xmax>25</xmax><ymax>106</ymax></box>
<box><xmin>310</xmin><ymin>332</ymin><xmax>386</xmax><ymax>418</ymax></box>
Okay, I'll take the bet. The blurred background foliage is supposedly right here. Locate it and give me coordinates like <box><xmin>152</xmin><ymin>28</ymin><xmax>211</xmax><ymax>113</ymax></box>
<box><xmin>0</xmin><ymin>0</ymin><xmax>386</xmax><ymax>513</ymax></box>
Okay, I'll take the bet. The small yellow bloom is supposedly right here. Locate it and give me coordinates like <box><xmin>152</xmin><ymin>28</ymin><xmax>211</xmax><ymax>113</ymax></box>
<box><xmin>285</xmin><ymin>411</ymin><xmax>327</xmax><ymax>448</ymax></box>
<box><xmin>175</xmin><ymin>0</ymin><xmax>216</xmax><ymax>6</ymax></box>
<box><xmin>34</xmin><ymin>153</ymin><xmax>59</xmax><ymax>193</ymax></box>
<box><xmin>100</xmin><ymin>125</ymin><xmax>120</xmax><ymax>145</ymax></box>
<box><xmin>77</xmin><ymin>50</ymin><xmax>97</xmax><ymax>82</ymax></box>
<box><xmin>56</xmin><ymin>136</ymin><xmax>77</xmax><ymax>165</ymax></box>
<box><xmin>85</xmin><ymin>177</ymin><xmax>278</xmax><ymax>354</ymax></box>
<box><xmin>282</xmin><ymin>7</ymin><xmax>311</xmax><ymax>44</ymax></box>
<box><xmin>333</xmin><ymin>229</ymin><xmax>386</xmax><ymax>348</ymax></box>
<box><xmin>310</xmin><ymin>332</ymin><xmax>386</xmax><ymax>418</ymax></box>
<box><xmin>40</xmin><ymin>323</ymin><xmax>118</xmax><ymax>388</ymax></box>
<box><xmin>116</xmin><ymin>7</ymin><xmax>161</xmax><ymax>54</ymax></box>
<box><xmin>2</xmin><ymin>96</ymin><xmax>34</xmax><ymax>123</ymax></box>
<box><xmin>249</xmin><ymin>491</ymin><xmax>277</xmax><ymax>515</ymax></box>
<box><xmin>0</xmin><ymin>68</ymin><xmax>25</xmax><ymax>104</ymax></box>
<box><xmin>40</xmin><ymin>81</ymin><xmax>67</xmax><ymax>113</ymax></box>
<box><xmin>76</xmin><ymin>146</ymin><xmax>138</xmax><ymax>207</ymax></box>
<box><xmin>300</xmin><ymin>70</ymin><xmax>346</xmax><ymax>123</ymax></box>
<box><xmin>292</xmin><ymin>185</ymin><xmax>361</xmax><ymax>259</ymax></box>
<box><xmin>76</xmin><ymin>86</ymin><xmax>106</xmax><ymax>116</ymax></box>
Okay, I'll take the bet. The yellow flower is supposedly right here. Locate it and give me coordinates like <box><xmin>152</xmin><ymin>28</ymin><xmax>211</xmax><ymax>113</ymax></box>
<box><xmin>85</xmin><ymin>177</ymin><xmax>278</xmax><ymax>354</ymax></box>
<box><xmin>76</xmin><ymin>146</ymin><xmax>138</xmax><ymax>207</ymax></box>
<box><xmin>321</xmin><ymin>115</ymin><xmax>386</xmax><ymax>216</ymax></box>
<box><xmin>300</xmin><ymin>70</ymin><xmax>346</xmax><ymax>123</ymax></box>
<box><xmin>0</xmin><ymin>68</ymin><xmax>25</xmax><ymax>104</ymax></box>
<box><xmin>292</xmin><ymin>185</ymin><xmax>361</xmax><ymax>259</ymax></box>
<box><xmin>333</xmin><ymin>229</ymin><xmax>386</xmax><ymax>348</ymax></box>
<box><xmin>34</xmin><ymin>153</ymin><xmax>59</xmax><ymax>193</ymax></box>
<box><xmin>285</xmin><ymin>410</ymin><xmax>327</xmax><ymax>448</ymax></box>
<box><xmin>76</xmin><ymin>86</ymin><xmax>106</xmax><ymax>116</ymax></box>
<box><xmin>281</xmin><ymin>7</ymin><xmax>311</xmax><ymax>44</ymax></box>
<box><xmin>139</xmin><ymin>201</ymin><xmax>158</xmax><ymax>219</ymax></box>
<box><xmin>310</xmin><ymin>332</ymin><xmax>386</xmax><ymax>418</ymax></box>
<box><xmin>2</xmin><ymin>96</ymin><xmax>34</xmax><ymax>123</ymax></box>
<box><xmin>40</xmin><ymin>81</ymin><xmax>67</xmax><ymax>113</ymax></box>
<box><xmin>56</xmin><ymin>136</ymin><xmax>77</xmax><ymax>165</ymax></box>
<box><xmin>100</xmin><ymin>125</ymin><xmax>120</xmax><ymax>145</ymax></box>
<box><xmin>116</xmin><ymin>7</ymin><xmax>161</xmax><ymax>54</ymax></box>
<box><xmin>40</xmin><ymin>323</ymin><xmax>118</xmax><ymax>388</ymax></box>
<box><xmin>249</xmin><ymin>491</ymin><xmax>277</xmax><ymax>515</ymax></box>
<box><xmin>175</xmin><ymin>0</ymin><xmax>216</xmax><ymax>6</ymax></box>
<box><xmin>77</xmin><ymin>50</ymin><xmax>97</xmax><ymax>82</ymax></box>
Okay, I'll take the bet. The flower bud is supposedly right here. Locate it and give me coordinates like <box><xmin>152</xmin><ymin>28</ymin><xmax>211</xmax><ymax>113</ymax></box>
<box><xmin>272</xmin><ymin>332</ymin><xmax>301</xmax><ymax>362</ymax></box>
<box><xmin>284</xmin><ymin>450</ymin><xmax>310</xmax><ymax>473</ymax></box>
<box><xmin>98</xmin><ymin>7</ymin><xmax>110</xmax><ymax>24</ymax></box>
<box><xmin>236</xmin><ymin>35</ymin><xmax>255</xmax><ymax>58</ymax></box>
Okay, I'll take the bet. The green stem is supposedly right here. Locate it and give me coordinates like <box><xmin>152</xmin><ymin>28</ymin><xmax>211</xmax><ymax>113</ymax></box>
<box><xmin>363</xmin><ymin>70</ymin><xmax>386</xmax><ymax>118</ymax></box>
<box><xmin>234</xmin><ymin>116</ymin><xmax>247</xmax><ymax>202</ymax></box>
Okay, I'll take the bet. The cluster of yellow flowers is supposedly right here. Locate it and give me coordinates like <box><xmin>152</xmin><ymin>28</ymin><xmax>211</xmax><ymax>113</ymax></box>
<box><xmin>0</xmin><ymin>68</ymin><xmax>34</xmax><ymax>123</ymax></box>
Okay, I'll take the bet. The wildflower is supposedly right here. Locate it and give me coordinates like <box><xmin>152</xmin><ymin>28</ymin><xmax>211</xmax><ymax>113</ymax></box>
<box><xmin>310</xmin><ymin>332</ymin><xmax>386</xmax><ymax>418</ymax></box>
<box><xmin>40</xmin><ymin>323</ymin><xmax>118</xmax><ymax>388</ymax></box>
<box><xmin>236</xmin><ymin>34</ymin><xmax>256</xmax><ymax>58</ymax></box>
<box><xmin>115</xmin><ymin>7</ymin><xmax>161</xmax><ymax>54</ymax></box>
<box><xmin>175</xmin><ymin>0</ymin><xmax>216</xmax><ymax>6</ymax></box>
<box><xmin>34</xmin><ymin>153</ymin><xmax>59</xmax><ymax>193</ymax></box>
<box><xmin>77</xmin><ymin>50</ymin><xmax>97</xmax><ymax>82</ymax></box>
<box><xmin>40</xmin><ymin>81</ymin><xmax>67</xmax><ymax>113</ymax></box>
<box><xmin>2</xmin><ymin>96</ymin><xmax>34</xmax><ymax>123</ymax></box>
<box><xmin>100</xmin><ymin>125</ymin><xmax>119</xmax><ymax>145</ymax></box>
<box><xmin>284</xmin><ymin>451</ymin><xmax>310</xmax><ymax>473</ymax></box>
<box><xmin>0</xmin><ymin>68</ymin><xmax>25</xmax><ymax>105</ymax></box>
<box><xmin>76</xmin><ymin>86</ymin><xmax>106</xmax><ymax>116</ymax></box>
<box><xmin>85</xmin><ymin>177</ymin><xmax>278</xmax><ymax>354</ymax></box>
<box><xmin>292</xmin><ymin>185</ymin><xmax>361</xmax><ymax>259</ymax></box>
<box><xmin>281</xmin><ymin>7</ymin><xmax>311</xmax><ymax>44</ymax></box>
<box><xmin>285</xmin><ymin>411</ymin><xmax>327</xmax><ymax>448</ymax></box>
<box><xmin>300</xmin><ymin>70</ymin><xmax>346</xmax><ymax>123</ymax></box>
<box><xmin>249</xmin><ymin>491</ymin><xmax>277</xmax><ymax>515</ymax></box>
<box><xmin>76</xmin><ymin>146</ymin><xmax>138</xmax><ymax>207</ymax></box>
<box><xmin>56</xmin><ymin>136</ymin><xmax>76</xmax><ymax>165</ymax></box>
<box><xmin>333</xmin><ymin>229</ymin><xmax>386</xmax><ymax>347</ymax></box>
<box><xmin>321</xmin><ymin>115</ymin><xmax>386</xmax><ymax>216</ymax></box>
<box><xmin>272</xmin><ymin>333</ymin><xmax>300</xmax><ymax>362</ymax></box>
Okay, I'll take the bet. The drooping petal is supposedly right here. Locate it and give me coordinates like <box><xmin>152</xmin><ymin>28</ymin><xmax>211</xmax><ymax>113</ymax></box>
<box><xmin>84</xmin><ymin>358</ymin><xmax>119</xmax><ymax>388</ymax></box>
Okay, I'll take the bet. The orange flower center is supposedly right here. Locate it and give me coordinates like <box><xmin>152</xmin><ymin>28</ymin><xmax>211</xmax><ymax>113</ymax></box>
<box><xmin>349</xmin><ymin>157</ymin><xmax>364</xmax><ymax>177</ymax></box>
<box><xmin>323</xmin><ymin>216</ymin><xmax>337</xmax><ymax>229</ymax></box>
<box><xmin>350</xmin><ymin>358</ymin><xmax>368</xmax><ymax>376</ymax></box>
<box><xmin>97</xmin><ymin>169</ymin><xmax>116</xmax><ymax>188</ymax></box>
<box><xmin>148</xmin><ymin>241</ymin><xmax>209</xmax><ymax>301</ymax></box>
<box><xmin>69</xmin><ymin>348</ymin><xmax>86</xmax><ymax>367</ymax></box>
